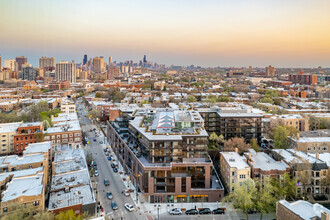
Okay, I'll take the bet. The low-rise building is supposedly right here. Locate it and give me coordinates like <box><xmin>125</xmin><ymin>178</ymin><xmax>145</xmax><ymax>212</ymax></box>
<box><xmin>289</xmin><ymin>130</ymin><xmax>330</xmax><ymax>153</ymax></box>
<box><xmin>14</xmin><ymin>122</ymin><xmax>44</xmax><ymax>154</ymax></box>
<box><xmin>276</xmin><ymin>200</ymin><xmax>330</xmax><ymax>220</ymax></box>
<box><xmin>48</xmin><ymin>149</ymin><xmax>96</xmax><ymax>216</ymax></box>
<box><xmin>61</xmin><ymin>101</ymin><xmax>76</xmax><ymax>114</ymax></box>
<box><xmin>220</xmin><ymin>151</ymin><xmax>251</xmax><ymax>192</ymax></box>
<box><xmin>0</xmin><ymin>122</ymin><xmax>22</xmax><ymax>155</ymax></box>
<box><xmin>271</xmin><ymin>114</ymin><xmax>309</xmax><ymax>132</ymax></box>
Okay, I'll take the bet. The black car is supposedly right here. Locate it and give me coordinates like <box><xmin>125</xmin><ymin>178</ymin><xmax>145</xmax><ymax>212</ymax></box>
<box><xmin>111</xmin><ymin>164</ymin><xmax>116</xmax><ymax>168</ymax></box>
<box><xmin>104</xmin><ymin>179</ymin><xmax>110</xmax><ymax>186</ymax></box>
<box><xmin>185</xmin><ymin>209</ymin><xmax>198</xmax><ymax>215</ymax></box>
<box><xmin>113</xmin><ymin>167</ymin><xmax>118</xmax><ymax>173</ymax></box>
<box><xmin>199</xmin><ymin>208</ymin><xmax>211</xmax><ymax>215</ymax></box>
<box><xmin>212</xmin><ymin>208</ymin><xmax>226</xmax><ymax>215</ymax></box>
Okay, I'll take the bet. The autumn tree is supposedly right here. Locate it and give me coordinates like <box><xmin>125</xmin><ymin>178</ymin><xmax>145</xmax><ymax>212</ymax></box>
<box><xmin>224</xmin><ymin>137</ymin><xmax>250</xmax><ymax>154</ymax></box>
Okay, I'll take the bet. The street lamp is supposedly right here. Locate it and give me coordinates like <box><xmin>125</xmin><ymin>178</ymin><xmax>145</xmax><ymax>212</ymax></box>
<box><xmin>157</xmin><ymin>204</ymin><xmax>160</xmax><ymax>220</ymax></box>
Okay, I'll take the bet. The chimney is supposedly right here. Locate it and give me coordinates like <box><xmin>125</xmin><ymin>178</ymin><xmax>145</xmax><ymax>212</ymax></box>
<box><xmin>234</xmin><ymin>148</ymin><xmax>238</xmax><ymax>153</ymax></box>
<box><xmin>316</xmin><ymin>153</ymin><xmax>319</xmax><ymax>159</ymax></box>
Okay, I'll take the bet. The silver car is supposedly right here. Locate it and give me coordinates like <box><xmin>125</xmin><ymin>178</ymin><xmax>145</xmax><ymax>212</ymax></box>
<box><xmin>169</xmin><ymin>208</ymin><xmax>182</xmax><ymax>215</ymax></box>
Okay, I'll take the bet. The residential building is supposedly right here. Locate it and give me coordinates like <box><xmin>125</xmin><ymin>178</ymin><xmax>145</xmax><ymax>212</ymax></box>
<box><xmin>22</xmin><ymin>64</ymin><xmax>37</xmax><ymax>81</ymax></box>
<box><xmin>107</xmin><ymin>108</ymin><xmax>224</xmax><ymax>203</ymax></box>
<box><xmin>271</xmin><ymin>114</ymin><xmax>309</xmax><ymax>132</ymax></box>
<box><xmin>276</xmin><ymin>200</ymin><xmax>330</xmax><ymax>220</ymax></box>
<box><xmin>289</xmin><ymin>130</ymin><xmax>330</xmax><ymax>153</ymax></box>
<box><xmin>48</xmin><ymin>81</ymin><xmax>70</xmax><ymax>91</ymax></box>
<box><xmin>289</xmin><ymin>71</ymin><xmax>318</xmax><ymax>85</ymax></box>
<box><xmin>15</xmin><ymin>56</ymin><xmax>27</xmax><ymax>71</ymax></box>
<box><xmin>14</xmin><ymin>122</ymin><xmax>44</xmax><ymax>154</ymax></box>
<box><xmin>48</xmin><ymin>149</ymin><xmax>96</xmax><ymax>215</ymax></box>
<box><xmin>265</xmin><ymin>65</ymin><xmax>275</xmax><ymax>77</ymax></box>
<box><xmin>244</xmin><ymin>149</ymin><xmax>290</xmax><ymax>179</ymax></box>
<box><xmin>220</xmin><ymin>151</ymin><xmax>251</xmax><ymax>192</ymax></box>
<box><xmin>93</xmin><ymin>56</ymin><xmax>106</xmax><ymax>73</ymax></box>
<box><xmin>0</xmin><ymin>122</ymin><xmax>22</xmax><ymax>155</ymax></box>
<box><xmin>60</xmin><ymin>101</ymin><xmax>76</xmax><ymax>114</ymax></box>
<box><xmin>39</xmin><ymin>57</ymin><xmax>55</xmax><ymax>69</ymax></box>
<box><xmin>55</xmin><ymin>61</ymin><xmax>76</xmax><ymax>83</ymax></box>
<box><xmin>4</xmin><ymin>59</ymin><xmax>17</xmax><ymax>71</ymax></box>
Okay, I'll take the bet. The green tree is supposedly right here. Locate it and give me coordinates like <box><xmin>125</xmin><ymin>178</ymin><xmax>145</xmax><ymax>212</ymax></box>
<box><xmin>217</xmin><ymin>96</ymin><xmax>230</xmax><ymax>102</ymax></box>
<box><xmin>95</xmin><ymin>92</ymin><xmax>102</xmax><ymax>98</ymax></box>
<box><xmin>163</xmin><ymin>86</ymin><xmax>166</xmax><ymax>91</ymax></box>
<box><xmin>187</xmin><ymin>96</ymin><xmax>197</xmax><ymax>103</ymax></box>
<box><xmin>260</xmin><ymin>97</ymin><xmax>274</xmax><ymax>104</ymax></box>
<box><xmin>209</xmin><ymin>132</ymin><xmax>218</xmax><ymax>149</ymax></box>
<box><xmin>250</xmin><ymin>138</ymin><xmax>260</xmax><ymax>152</ymax></box>
<box><xmin>56</xmin><ymin>209</ymin><xmax>82</xmax><ymax>220</ymax></box>
<box><xmin>271</xmin><ymin>173</ymin><xmax>297</xmax><ymax>201</ymax></box>
<box><xmin>224</xmin><ymin>179</ymin><xmax>257</xmax><ymax>220</ymax></box>
<box><xmin>274</xmin><ymin>126</ymin><xmax>289</xmax><ymax>149</ymax></box>
<box><xmin>1</xmin><ymin>203</ymin><xmax>54</xmax><ymax>220</ymax></box>
<box><xmin>255</xmin><ymin>178</ymin><xmax>277</xmax><ymax>220</ymax></box>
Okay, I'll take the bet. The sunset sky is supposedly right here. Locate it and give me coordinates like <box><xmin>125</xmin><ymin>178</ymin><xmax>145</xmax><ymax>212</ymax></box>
<box><xmin>1</xmin><ymin>0</ymin><xmax>330</xmax><ymax>67</ymax></box>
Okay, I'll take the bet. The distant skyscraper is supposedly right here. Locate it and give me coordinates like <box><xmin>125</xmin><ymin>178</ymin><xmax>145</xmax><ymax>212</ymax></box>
<box><xmin>93</xmin><ymin>57</ymin><xmax>106</xmax><ymax>73</ymax></box>
<box><xmin>109</xmin><ymin>56</ymin><xmax>112</xmax><ymax>64</ymax></box>
<box><xmin>39</xmin><ymin>57</ymin><xmax>55</xmax><ymax>69</ymax></box>
<box><xmin>22</xmin><ymin>64</ymin><xmax>37</xmax><ymax>81</ymax></box>
<box><xmin>56</xmin><ymin>61</ymin><xmax>76</xmax><ymax>83</ymax></box>
<box><xmin>4</xmin><ymin>59</ymin><xmax>17</xmax><ymax>71</ymax></box>
<box><xmin>0</xmin><ymin>56</ymin><xmax>2</xmax><ymax>70</ymax></box>
<box><xmin>16</xmin><ymin>56</ymin><xmax>27</xmax><ymax>71</ymax></box>
<box><xmin>265</xmin><ymin>65</ymin><xmax>275</xmax><ymax>77</ymax></box>
<box><xmin>83</xmin><ymin>54</ymin><xmax>88</xmax><ymax>65</ymax></box>
<box><xmin>143</xmin><ymin>55</ymin><xmax>147</xmax><ymax>64</ymax></box>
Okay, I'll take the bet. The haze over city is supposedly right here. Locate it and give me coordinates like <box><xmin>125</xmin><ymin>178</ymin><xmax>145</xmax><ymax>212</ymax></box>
<box><xmin>1</xmin><ymin>0</ymin><xmax>330</xmax><ymax>67</ymax></box>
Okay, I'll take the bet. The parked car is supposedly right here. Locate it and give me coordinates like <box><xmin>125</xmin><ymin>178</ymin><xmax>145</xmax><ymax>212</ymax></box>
<box><xmin>124</xmin><ymin>203</ymin><xmax>134</xmax><ymax>212</ymax></box>
<box><xmin>212</xmin><ymin>208</ymin><xmax>226</xmax><ymax>215</ymax></box>
<box><xmin>107</xmin><ymin>156</ymin><xmax>111</xmax><ymax>161</ymax></box>
<box><xmin>169</xmin><ymin>208</ymin><xmax>182</xmax><ymax>215</ymax></box>
<box><xmin>94</xmin><ymin>170</ymin><xmax>99</xmax><ymax>177</ymax></box>
<box><xmin>122</xmin><ymin>189</ymin><xmax>130</xmax><ymax>197</ymax></box>
<box><xmin>107</xmin><ymin>191</ymin><xmax>113</xmax><ymax>199</ymax></box>
<box><xmin>104</xmin><ymin>179</ymin><xmax>110</xmax><ymax>186</ymax></box>
<box><xmin>185</xmin><ymin>209</ymin><xmax>198</xmax><ymax>215</ymax></box>
<box><xmin>113</xmin><ymin>167</ymin><xmax>118</xmax><ymax>173</ymax></box>
<box><xmin>199</xmin><ymin>208</ymin><xmax>211</xmax><ymax>215</ymax></box>
<box><xmin>111</xmin><ymin>164</ymin><xmax>116</xmax><ymax>168</ymax></box>
<box><xmin>111</xmin><ymin>201</ymin><xmax>118</xmax><ymax>210</ymax></box>
<box><xmin>99</xmin><ymin>141</ymin><xmax>103</xmax><ymax>144</ymax></box>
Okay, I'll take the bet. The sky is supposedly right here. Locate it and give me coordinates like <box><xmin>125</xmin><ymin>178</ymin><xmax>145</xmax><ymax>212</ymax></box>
<box><xmin>1</xmin><ymin>0</ymin><xmax>330</xmax><ymax>68</ymax></box>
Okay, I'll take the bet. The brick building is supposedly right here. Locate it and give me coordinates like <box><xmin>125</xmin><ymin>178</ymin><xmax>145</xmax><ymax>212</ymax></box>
<box><xmin>288</xmin><ymin>71</ymin><xmax>318</xmax><ymax>85</ymax></box>
<box><xmin>14</xmin><ymin>122</ymin><xmax>44</xmax><ymax>154</ymax></box>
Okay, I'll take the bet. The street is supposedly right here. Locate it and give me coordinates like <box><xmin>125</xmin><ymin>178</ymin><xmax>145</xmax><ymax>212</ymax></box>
<box><xmin>76</xmin><ymin>99</ymin><xmax>147</xmax><ymax>220</ymax></box>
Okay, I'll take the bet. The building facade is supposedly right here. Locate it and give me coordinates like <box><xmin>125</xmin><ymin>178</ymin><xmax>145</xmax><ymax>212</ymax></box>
<box><xmin>14</xmin><ymin>122</ymin><xmax>44</xmax><ymax>154</ymax></box>
<box><xmin>39</xmin><ymin>57</ymin><xmax>55</xmax><ymax>69</ymax></box>
<box><xmin>55</xmin><ymin>61</ymin><xmax>76</xmax><ymax>83</ymax></box>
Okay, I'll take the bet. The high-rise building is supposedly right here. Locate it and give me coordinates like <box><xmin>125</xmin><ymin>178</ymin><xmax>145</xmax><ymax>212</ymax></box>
<box><xmin>83</xmin><ymin>54</ymin><xmax>88</xmax><ymax>65</ymax></box>
<box><xmin>109</xmin><ymin>56</ymin><xmax>112</xmax><ymax>64</ymax></box>
<box><xmin>4</xmin><ymin>59</ymin><xmax>17</xmax><ymax>71</ymax></box>
<box><xmin>22</xmin><ymin>64</ymin><xmax>37</xmax><ymax>81</ymax></box>
<box><xmin>16</xmin><ymin>56</ymin><xmax>27</xmax><ymax>71</ymax></box>
<box><xmin>93</xmin><ymin>57</ymin><xmax>106</xmax><ymax>73</ymax></box>
<box><xmin>143</xmin><ymin>55</ymin><xmax>147</xmax><ymax>64</ymax></box>
<box><xmin>265</xmin><ymin>65</ymin><xmax>275</xmax><ymax>77</ymax></box>
<box><xmin>55</xmin><ymin>61</ymin><xmax>76</xmax><ymax>83</ymax></box>
<box><xmin>0</xmin><ymin>56</ymin><xmax>2</xmax><ymax>70</ymax></box>
<box><xmin>39</xmin><ymin>57</ymin><xmax>55</xmax><ymax>69</ymax></box>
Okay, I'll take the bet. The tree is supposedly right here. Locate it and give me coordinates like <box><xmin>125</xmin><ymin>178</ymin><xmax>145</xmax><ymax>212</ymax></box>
<box><xmin>162</xmin><ymin>86</ymin><xmax>166</xmax><ymax>91</ymax></box>
<box><xmin>273</xmin><ymin>126</ymin><xmax>289</xmax><ymax>149</ymax></box>
<box><xmin>255</xmin><ymin>178</ymin><xmax>277</xmax><ymax>220</ymax></box>
<box><xmin>250</xmin><ymin>138</ymin><xmax>260</xmax><ymax>152</ymax></box>
<box><xmin>284</xmin><ymin>125</ymin><xmax>300</xmax><ymax>138</ymax></box>
<box><xmin>260</xmin><ymin>97</ymin><xmax>274</xmax><ymax>104</ymax></box>
<box><xmin>271</xmin><ymin>173</ymin><xmax>297</xmax><ymax>201</ymax></box>
<box><xmin>187</xmin><ymin>96</ymin><xmax>197</xmax><ymax>103</ymax></box>
<box><xmin>29</xmin><ymin>101</ymin><xmax>50</xmax><ymax>121</ymax></box>
<box><xmin>217</xmin><ymin>96</ymin><xmax>230</xmax><ymax>102</ymax></box>
<box><xmin>88</xmin><ymin>109</ymin><xmax>102</xmax><ymax>120</ymax></box>
<box><xmin>209</xmin><ymin>132</ymin><xmax>218</xmax><ymax>149</ymax></box>
<box><xmin>224</xmin><ymin>179</ymin><xmax>257</xmax><ymax>220</ymax></box>
<box><xmin>56</xmin><ymin>209</ymin><xmax>82</xmax><ymax>220</ymax></box>
<box><xmin>224</xmin><ymin>137</ymin><xmax>250</xmax><ymax>154</ymax></box>
<box><xmin>95</xmin><ymin>92</ymin><xmax>102</xmax><ymax>98</ymax></box>
<box><xmin>0</xmin><ymin>203</ymin><xmax>54</xmax><ymax>220</ymax></box>
<box><xmin>217</xmin><ymin>134</ymin><xmax>225</xmax><ymax>145</ymax></box>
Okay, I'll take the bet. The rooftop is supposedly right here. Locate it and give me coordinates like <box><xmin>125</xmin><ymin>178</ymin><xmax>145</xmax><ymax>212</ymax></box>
<box><xmin>20</xmin><ymin>122</ymin><xmax>42</xmax><ymax>127</ymax></box>
<box><xmin>246</xmin><ymin>150</ymin><xmax>289</xmax><ymax>171</ymax></box>
<box><xmin>221</xmin><ymin>152</ymin><xmax>250</xmax><ymax>170</ymax></box>
<box><xmin>52</xmin><ymin>113</ymin><xmax>78</xmax><ymax>123</ymax></box>
<box><xmin>0</xmin><ymin>122</ymin><xmax>22</xmax><ymax>133</ymax></box>
<box><xmin>23</xmin><ymin>141</ymin><xmax>51</xmax><ymax>154</ymax></box>
<box><xmin>291</xmin><ymin>136</ymin><xmax>330</xmax><ymax>143</ymax></box>
<box><xmin>47</xmin><ymin>120</ymin><xmax>81</xmax><ymax>134</ymax></box>
<box><xmin>278</xmin><ymin>200</ymin><xmax>330</xmax><ymax>220</ymax></box>
<box><xmin>51</xmin><ymin>169</ymin><xmax>90</xmax><ymax>190</ymax></box>
<box><xmin>2</xmin><ymin>173</ymin><xmax>44</xmax><ymax>202</ymax></box>
<box><xmin>0</xmin><ymin>153</ymin><xmax>45</xmax><ymax>168</ymax></box>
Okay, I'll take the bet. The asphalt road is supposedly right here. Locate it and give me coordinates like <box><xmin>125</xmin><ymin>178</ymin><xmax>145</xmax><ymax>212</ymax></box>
<box><xmin>76</xmin><ymin>99</ymin><xmax>147</xmax><ymax>220</ymax></box>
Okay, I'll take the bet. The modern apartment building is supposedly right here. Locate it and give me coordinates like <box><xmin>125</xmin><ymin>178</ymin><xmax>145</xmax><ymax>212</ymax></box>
<box><xmin>265</xmin><ymin>65</ymin><xmax>275</xmax><ymax>77</ymax></box>
<box><xmin>220</xmin><ymin>151</ymin><xmax>251</xmax><ymax>192</ymax></box>
<box><xmin>4</xmin><ymin>59</ymin><xmax>17</xmax><ymax>71</ymax></box>
<box><xmin>39</xmin><ymin>57</ymin><xmax>55</xmax><ymax>69</ymax></box>
<box><xmin>55</xmin><ymin>61</ymin><xmax>76</xmax><ymax>83</ymax></box>
<box><xmin>288</xmin><ymin>71</ymin><xmax>318</xmax><ymax>85</ymax></box>
<box><xmin>93</xmin><ymin>56</ymin><xmax>106</xmax><ymax>73</ymax></box>
<box><xmin>198</xmin><ymin>107</ymin><xmax>263</xmax><ymax>144</ymax></box>
<box><xmin>0</xmin><ymin>122</ymin><xmax>22</xmax><ymax>155</ymax></box>
<box><xmin>270</xmin><ymin>114</ymin><xmax>309</xmax><ymax>132</ymax></box>
<box><xmin>15</xmin><ymin>56</ymin><xmax>27</xmax><ymax>71</ymax></box>
<box><xmin>107</xmin><ymin>108</ymin><xmax>224</xmax><ymax>203</ymax></box>
<box><xmin>22</xmin><ymin>64</ymin><xmax>38</xmax><ymax>81</ymax></box>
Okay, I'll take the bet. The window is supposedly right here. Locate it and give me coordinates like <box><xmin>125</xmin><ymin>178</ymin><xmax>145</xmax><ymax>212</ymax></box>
<box><xmin>239</xmin><ymin>175</ymin><xmax>246</xmax><ymax>179</ymax></box>
<box><xmin>232</xmin><ymin>172</ymin><xmax>235</xmax><ymax>176</ymax></box>
<box><xmin>33</xmin><ymin>201</ymin><xmax>39</xmax><ymax>206</ymax></box>
<box><xmin>232</xmin><ymin>187</ymin><xmax>234</xmax><ymax>192</ymax></box>
<box><xmin>307</xmin><ymin>147</ymin><xmax>312</xmax><ymax>151</ymax></box>
<box><xmin>3</xmin><ymin>207</ymin><xmax>7</xmax><ymax>213</ymax></box>
<box><xmin>232</xmin><ymin>179</ymin><xmax>235</xmax><ymax>183</ymax></box>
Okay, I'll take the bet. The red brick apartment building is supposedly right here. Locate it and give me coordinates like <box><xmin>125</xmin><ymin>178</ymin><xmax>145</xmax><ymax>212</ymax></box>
<box><xmin>14</xmin><ymin>122</ymin><xmax>43</xmax><ymax>154</ymax></box>
<box><xmin>289</xmin><ymin>71</ymin><xmax>318</xmax><ymax>85</ymax></box>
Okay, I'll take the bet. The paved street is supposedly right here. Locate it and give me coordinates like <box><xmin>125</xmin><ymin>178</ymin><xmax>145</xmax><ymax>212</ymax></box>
<box><xmin>76</xmin><ymin>99</ymin><xmax>147</xmax><ymax>220</ymax></box>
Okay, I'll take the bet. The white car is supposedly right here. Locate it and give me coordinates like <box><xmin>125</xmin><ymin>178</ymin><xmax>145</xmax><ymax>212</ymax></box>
<box><xmin>169</xmin><ymin>208</ymin><xmax>182</xmax><ymax>215</ymax></box>
<box><xmin>124</xmin><ymin>203</ymin><xmax>134</xmax><ymax>212</ymax></box>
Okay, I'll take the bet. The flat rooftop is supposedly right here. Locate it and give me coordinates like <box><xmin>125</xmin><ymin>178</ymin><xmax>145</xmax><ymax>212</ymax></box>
<box><xmin>221</xmin><ymin>152</ymin><xmax>250</xmax><ymax>170</ymax></box>
<box><xmin>291</xmin><ymin>136</ymin><xmax>330</xmax><ymax>143</ymax></box>
<box><xmin>23</xmin><ymin>141</ymin><xmax>51</xmax><ymax>154</ymax></box>
<box><xmin>47</xmin><ymin>120</ymin><xmax>81</xmax><ymax>134</ymax></box>
<box><xmin>272</xmin><ymin>149</ymin><xmax>303</xmax><ymax>164</ymax></box>
<box><xmin>51</xmin><ymin>169</ymin><xmax>90</xmax><ymax>190</ymax></box>
<box><xmin>278</xmin><ymin>200</ymin><xmax>330</xmax><ymax>219</ymax></box>
<box><xmin>49</xmin><ymin>184</ymin><xmax>95</xmax><ymax>211</ymax></box>
<box><xmin>0</xmin><ymin>167</ymin><xmax>43</xmax><ymax>182</ymax></box>
<box><xmin>246</xmin><ymin>150</ymin><xmax>289</xmax><ymax>171</ymax></box>
<box><xmin>2</xmin><ymin>173</ymin><xmax>44</xmax><ymax>202</ymax></box>
<box><xmin>0</xmin><ymin>122</ymin><xmax>22</xmax><ymax>133</ymax></box>
<box><xmin>52</xmin><ymin>113</ymin><xmax>78</xmax><ymax>123</ymax></box>
<box><xmin>0</xmin><ymin>153</ymin><xmax>45</xmax><ymax>168</ymax></box>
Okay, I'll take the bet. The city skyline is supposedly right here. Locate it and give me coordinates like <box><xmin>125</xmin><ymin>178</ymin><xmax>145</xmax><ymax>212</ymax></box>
<box><xmin>1</xmin><ymin>0</ymin><xmax>330</xmax><ymax>67</ymax></box>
